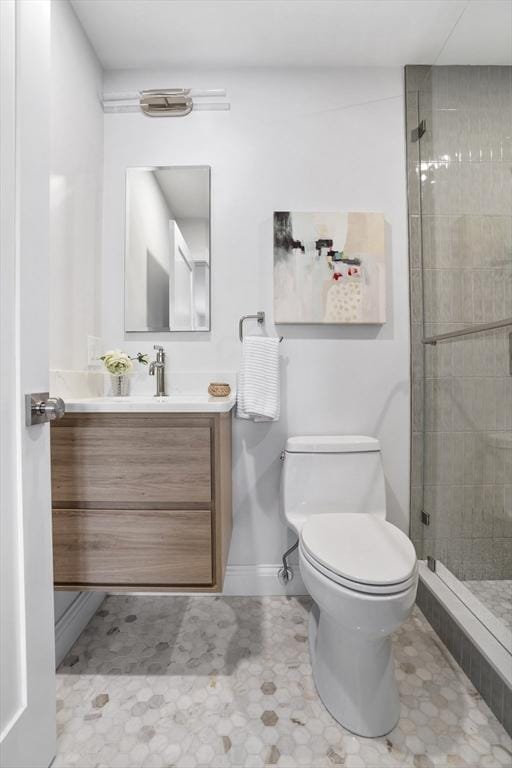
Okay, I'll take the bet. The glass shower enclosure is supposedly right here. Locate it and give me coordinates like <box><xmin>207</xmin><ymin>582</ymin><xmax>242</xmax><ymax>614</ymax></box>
<box><xmin>406</xmin><ymin>65</ymin><xmax>512</xmax><ymax>643</ymax></box>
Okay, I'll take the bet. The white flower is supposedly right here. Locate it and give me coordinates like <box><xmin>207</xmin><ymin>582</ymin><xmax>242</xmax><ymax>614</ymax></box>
<box><xmin>100</xmin><ymin>349</ymin><xmax>134</xmax><ymax>376</ymax></box>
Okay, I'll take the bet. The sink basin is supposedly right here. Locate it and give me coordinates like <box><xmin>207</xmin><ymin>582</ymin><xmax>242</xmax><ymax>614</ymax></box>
<box><xmin>63</xmin><ymin>392</ymin><xmax>236</xmax><ymax>413</ymax></box>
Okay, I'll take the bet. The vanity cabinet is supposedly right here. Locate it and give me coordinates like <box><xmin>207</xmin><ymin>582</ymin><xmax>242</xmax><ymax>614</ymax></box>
<box><xmin>50</xmin><ymin>412</ymin><xmax>232</xmax><ymax>591</ymax></box>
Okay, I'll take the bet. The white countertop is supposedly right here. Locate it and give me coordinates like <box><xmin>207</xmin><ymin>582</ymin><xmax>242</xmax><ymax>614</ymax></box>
<box><xmin>63</xmin><ymin>392</ymin><xmax>236</xmax><ymax>413</ymax></box>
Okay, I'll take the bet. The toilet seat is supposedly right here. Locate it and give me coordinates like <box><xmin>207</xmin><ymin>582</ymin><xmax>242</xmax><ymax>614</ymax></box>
<box><xmin>300</xmin><ymin>513</ymin><xmax>417</xmax><ymax>595</ymax></box>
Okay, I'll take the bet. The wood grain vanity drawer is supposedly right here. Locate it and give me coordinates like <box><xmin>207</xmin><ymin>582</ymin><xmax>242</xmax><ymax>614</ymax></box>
<box><xmin>51</xmin><ymin>417</ymin><xmax>212</xmax><ymax>506</ymax></box>
<box><xmin>51</xmin><ymin>411</ymin><xmax>232</xmax><ymax>592</ymax></box>
<box><xmin>53</xmin><ymin>508</ymin><xmax>212</xmax><ymax>587</ymax></box>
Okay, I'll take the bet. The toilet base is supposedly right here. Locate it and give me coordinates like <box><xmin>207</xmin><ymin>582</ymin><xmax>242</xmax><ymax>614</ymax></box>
<box><xmin>308</xmin><ymin>604</ymin><xmax>400</xmax><ymax>738</ymax></box>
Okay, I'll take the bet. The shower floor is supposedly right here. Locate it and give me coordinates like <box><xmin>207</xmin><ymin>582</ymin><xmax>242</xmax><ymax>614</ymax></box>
<box><xmin>464</xmin><ymin>580</ymin><xmax>512</xmax><ymax>632</ymax></box>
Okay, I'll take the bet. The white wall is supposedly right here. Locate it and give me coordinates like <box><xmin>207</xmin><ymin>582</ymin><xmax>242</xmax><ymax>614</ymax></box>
<box><xmin>102</xmin><ymin>67</ymin><xmax>411</xmax><ymax>570</ymax></box>
<box><xmin>50</xmin><ymin>0</ymin><xmax>105</xmax><ymax>629</ymax></box>
<box><xmin>50</xmin><ymin>0</ymin><xmax>103</xmax><ymax>371</ymax></box>
<box><xmin>54</xmin><ymin>592</ymin><xmax>77</xmax><ymax>624</ymax></box>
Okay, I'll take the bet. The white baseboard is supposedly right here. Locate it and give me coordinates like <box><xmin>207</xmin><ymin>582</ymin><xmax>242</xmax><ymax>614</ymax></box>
<box><xmin>110</xmin><ymin>565</ymin><xmax>307</xmax><ymax>599</ymax></box>
<box><xmin>222</xmin><ymin>564</ymin><xmax>306</xmax><ymax>596</ymax></box>
<box><xmin>55</xmin><ymin>591</ymin><xmax>106</xmax><ymax>667</ymax></box>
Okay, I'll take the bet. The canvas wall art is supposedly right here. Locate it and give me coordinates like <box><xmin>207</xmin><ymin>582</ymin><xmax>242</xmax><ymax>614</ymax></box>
<box><xmin>273</xmin><ymin>211</ymin><xmax>386</xmax><ymax>324</ymax></box>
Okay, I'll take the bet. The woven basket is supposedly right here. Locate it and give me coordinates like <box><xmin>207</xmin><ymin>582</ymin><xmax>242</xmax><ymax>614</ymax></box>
<box><xmin>208</xmin><ymin>382</ymin><xmax>231</xmax><ymax>398</ymax></box>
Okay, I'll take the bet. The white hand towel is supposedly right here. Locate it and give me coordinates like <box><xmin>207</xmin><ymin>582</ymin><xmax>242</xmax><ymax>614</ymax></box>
<box><xmin>236</xmin><ymin>336</ymin><xmax>280</xmax><ymax>422</ymax></box>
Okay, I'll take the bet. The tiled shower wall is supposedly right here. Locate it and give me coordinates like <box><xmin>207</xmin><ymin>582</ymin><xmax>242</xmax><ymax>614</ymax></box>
<box><xmin>406</xmin><ymin>65</ymin><xmax>512</xmax><ymax>580</ymax></box>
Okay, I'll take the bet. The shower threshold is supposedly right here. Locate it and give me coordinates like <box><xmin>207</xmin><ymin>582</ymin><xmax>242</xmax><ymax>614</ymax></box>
<box><xmin>433</xmin><ymin>561</ymin><xmax>511</xmax><ymax>653</ymax></box>
<box><xmin>418</xmin><ymin>561</ymin><xmax>512</xmax><ymax>734</ymax></box>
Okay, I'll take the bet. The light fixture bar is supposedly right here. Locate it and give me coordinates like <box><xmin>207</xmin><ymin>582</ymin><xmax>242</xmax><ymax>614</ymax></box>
<box><xmin>191</xmin><ymin>103</ymin><xmax>230</xmax><ymax>112</ymax></box>
<box><xmin>102</xmin><ymin>88</ymin><xmax>229</xmax><ymax>115</ymax></box>
<box><xmin>103</xmin><ymin>102</ymin><xmax>230</xmax><ymax>114</ymax></box>
<box><xmin>103</xmin><ymin>88</ymin><xmax>226</xmax><ymax>101</ymax></box>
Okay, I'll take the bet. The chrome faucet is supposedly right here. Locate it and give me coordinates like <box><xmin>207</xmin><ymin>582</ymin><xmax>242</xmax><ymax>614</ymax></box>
<box><xmin>149</xmin><ymin>345</ymin><xmax>166</xmax><ymax>397</ymax></box>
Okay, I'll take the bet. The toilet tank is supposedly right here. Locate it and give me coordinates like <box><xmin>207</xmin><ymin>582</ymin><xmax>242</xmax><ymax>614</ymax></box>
<box><xmin>280</xmin><ymin>435</ymin><xmax>386</xmax><ymax>534</ymax></box>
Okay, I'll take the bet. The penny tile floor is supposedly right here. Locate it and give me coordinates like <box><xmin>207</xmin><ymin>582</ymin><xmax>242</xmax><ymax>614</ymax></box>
<box><xmin>464</xmin><ymin>580</ymin><xmax>512</xmax><ymax>632</ymax></box>
<box><xmin>54</xmin><ymin>595</ymin><xmax>512</xmax><ymax>768</ymax></box>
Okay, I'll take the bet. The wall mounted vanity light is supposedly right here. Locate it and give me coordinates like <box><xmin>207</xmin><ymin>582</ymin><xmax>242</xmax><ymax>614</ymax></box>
<box><xmin>102</xmin><ymin>88</ymin><xmax>230</xmax><ymax>115</ymax></box>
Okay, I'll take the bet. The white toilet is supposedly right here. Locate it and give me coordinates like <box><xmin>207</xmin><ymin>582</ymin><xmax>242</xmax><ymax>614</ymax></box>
<box><xmin>280</xmin><ymin>435</ymin><xmax>418</xmax><ymax>738</ymax></box>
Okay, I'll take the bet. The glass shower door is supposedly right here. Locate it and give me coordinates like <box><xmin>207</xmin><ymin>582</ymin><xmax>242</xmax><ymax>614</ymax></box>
<box><xmin>415</xmin><ymin>65</ymin><xmax>512</xmax><ymax>642</ymax></box>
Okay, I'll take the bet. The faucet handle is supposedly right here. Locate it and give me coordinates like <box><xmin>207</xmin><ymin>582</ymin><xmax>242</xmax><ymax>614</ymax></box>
<box><xmin>153</xmin><ymin>344</ymin><xmax>164</xmax><ymax>351</ymax></box>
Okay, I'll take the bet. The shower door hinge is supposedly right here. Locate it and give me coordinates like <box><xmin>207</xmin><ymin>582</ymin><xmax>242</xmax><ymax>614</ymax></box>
<box><xmin>411</xmin><ymin>119</ymin><xmax>426</xmax><ymax>142</ymax></box>
<box><xmin>421</xmin><ymin>509</ymin><xmax>430</xmax><ymax>526</ymax></box>
<box><xmin>427</xmin><ymin>556</ymin><xmax>436</xmax><ymax>572</ymax></box>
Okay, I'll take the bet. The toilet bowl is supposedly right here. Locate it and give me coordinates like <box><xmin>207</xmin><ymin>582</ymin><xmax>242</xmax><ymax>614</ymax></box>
<box><xmin>300</xmin><ymin>513</ymin><xmax>417</xmax><ymax>736</ymax></box>
<box><xmin>280</xmin><ymin>436</ymin><xmax>418</xmax><ymax>738</ymax></box>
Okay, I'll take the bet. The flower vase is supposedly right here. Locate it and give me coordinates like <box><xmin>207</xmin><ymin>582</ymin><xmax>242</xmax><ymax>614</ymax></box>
<box><xmin>110</xmin><ymin>374</ymin><xmax>129</xmax><ymax>397</ymax></box>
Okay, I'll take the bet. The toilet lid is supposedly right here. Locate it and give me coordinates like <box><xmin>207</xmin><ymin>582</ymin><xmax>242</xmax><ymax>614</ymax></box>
<box><xmin>301</xmin><ymin>513</ymin><xmax>417</xmax><ymax>588</ymax></box>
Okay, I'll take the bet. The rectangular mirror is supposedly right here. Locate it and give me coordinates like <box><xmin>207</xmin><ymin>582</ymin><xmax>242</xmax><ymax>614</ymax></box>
<box><xmin>125</xmin><ymin>166</ymin><xmax>210</xmax><ymax>332</ymax></box>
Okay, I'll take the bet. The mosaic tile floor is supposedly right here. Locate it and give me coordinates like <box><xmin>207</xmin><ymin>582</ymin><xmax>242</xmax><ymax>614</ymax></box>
<box><xmin>55</xmin><ymin>596</ymin><xmax>512</xmax><ymax>768</ymax></box>
<box><xmin>464</xmin><ymin>580</ymin><xmax>512</xmax><ymax>632</ymax></box>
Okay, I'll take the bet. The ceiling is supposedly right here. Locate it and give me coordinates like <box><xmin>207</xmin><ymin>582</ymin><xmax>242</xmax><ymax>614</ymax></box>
<box><xmin>154</xmin><ymin>168</ymin><xmax>209</xmax><ymax>219</ymax></box>
<box><xmin>71</xmin><ymin>0</ymin><xmax>512</xmax><ymax>70</ymax></box>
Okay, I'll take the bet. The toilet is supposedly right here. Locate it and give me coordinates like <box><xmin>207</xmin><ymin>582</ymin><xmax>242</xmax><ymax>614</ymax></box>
<box><xmin>280</xmin><ymin>435</ymin><xmax>418</xmax><ymax>738</ymax></box>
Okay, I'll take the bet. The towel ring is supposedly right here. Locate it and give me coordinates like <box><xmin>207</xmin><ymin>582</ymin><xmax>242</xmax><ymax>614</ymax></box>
<box><xmin>239</xmin><ymin>312</ymin><xmax>283</xmax><ymax>343</ymax></box>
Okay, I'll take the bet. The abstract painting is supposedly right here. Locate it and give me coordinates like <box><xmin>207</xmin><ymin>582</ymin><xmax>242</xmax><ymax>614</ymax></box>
<box><xmin>273</xmin><ymin>211</ymin><xmax>386</xmax><ymax>324</ymax></box>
